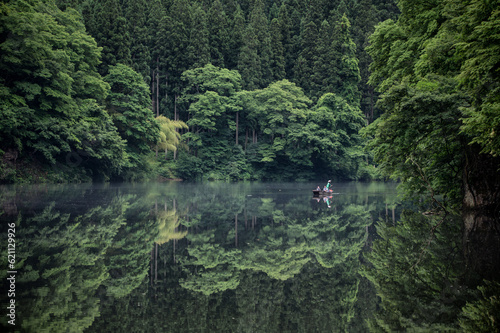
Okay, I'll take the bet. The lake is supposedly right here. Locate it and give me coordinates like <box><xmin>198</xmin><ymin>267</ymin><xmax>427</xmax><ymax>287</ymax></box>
<box><xmin>0</xmin><ymin>181</ymin><xmax>410</xmax><ymax>332</ymax></box>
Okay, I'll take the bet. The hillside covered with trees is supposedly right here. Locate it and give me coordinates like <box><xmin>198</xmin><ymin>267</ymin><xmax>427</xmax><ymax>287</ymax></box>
<box><xmin>1</xmin><ymin>0</ymin><xmax>499</xmax><ymax>211</ymax></box>
<box><xmin>0</xmin><ymin>0</ymin><xmax>400</xmax><ymax>182</ymax></box>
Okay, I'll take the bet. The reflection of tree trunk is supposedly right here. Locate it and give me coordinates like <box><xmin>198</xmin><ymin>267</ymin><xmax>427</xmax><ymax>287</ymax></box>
<box><xmin>173</xmin><ymin>239</ymin><xmax>176</xmax><ymax>264</ymax></box>
<box><xmin>235</xmin><ymin>213</ymin><xmax>238</xmax><ymax>247</ymax></box>
<box><xmin>150</xmin><ymin>248</ymin><xmax>154</xmax><ymax>287</ymax></box>
<box><xmin>462</xmin><ymin>146</ymin><xmax>500</xmax><ymax>280</ymax></box>
<box><xmin>155</xmin><ymin>242</ymin><xmax>158</xmax><ymax>283</ymax></box>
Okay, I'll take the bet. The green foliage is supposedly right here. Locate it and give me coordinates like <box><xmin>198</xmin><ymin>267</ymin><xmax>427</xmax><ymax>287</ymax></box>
<box><xmin>2</xmin><ymin>0</ymin><xmax>406</xmax><ymax>183</ymax></box>
<box><xmin>155</xmin><ymin>115</ymin><xmax>187</xmax><ymax>158</ymax></box>
<box><xmin>83</xmin><ymin>0</ymin><xmax>131</xmax><ymax>74</ymax></box>
<box><xmin>364</xmin><ymin>0</ymin><xmax>500</xmax><ymax>208</ymax></box>
<box><xmin>453</xmin><ymin>1</ymin><xmax>500</xmax><ymax>156</ymax></box>
<box><xmin>363</xmin><ymin>75</ymin><xmax>466</xmax><ymax>206</ymax></box>
<box><xmin>460</xmin><ymin>281</ymin><xmax>500</xmax><ymax>333</ymax></box>
<box><xmin>104</xmin><ymin>63</ymin><xmax>159</xmax><ymax>176</ymax></box>
<box><xmin>310</xmin><ymin>93</ymin><xmax>366</xmax><ymax>179</ymax></box>
<box><xmin>207</xmin><ymin>0</ymin><xmax>230</xmax><ymax>68</ymax></box>
<box><xmin>9</xmin><ymin>200</ymin><xmax>124</xmax><ymax>332</ymax></box>
<box><xmin>362</xmin><ymin>211</ymin><xmax>471</xmax><ymax>331</ymax></box>
<box><xmin>0</xmin><ymin>0</ymin><xmax>127</xmax><ymax>182</ymax></box>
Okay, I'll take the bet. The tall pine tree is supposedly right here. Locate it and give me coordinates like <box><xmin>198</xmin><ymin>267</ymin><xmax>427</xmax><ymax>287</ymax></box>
<box><xmin>208</xmin><ymin>0</ymin><xmax>230</xmax><ymax>68</ymax></box>
<box><xmin>332</xmin><ymin>14</ymin><xmax>360</xmax><ymax>106</ymax></box>
<box><xmin>269</xmin><ymin>18</ymin><xmax>286</xmax><ymax>82</ymax></box>
<box><xmin>83</xmin><ymin>0</ymin><xmax>131</xmax><ymax>75</ymax></box>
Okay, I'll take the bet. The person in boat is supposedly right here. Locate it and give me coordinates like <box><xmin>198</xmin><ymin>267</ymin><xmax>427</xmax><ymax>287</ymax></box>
<box><xmin>325</xmin><ymin>180</ymin><xmax>332</xmax><ymax>192</ymax></box>
<box><xmin>316</xmin><ymin>186</ymin><xmax>321</xmax><ymax>191</ymax></box>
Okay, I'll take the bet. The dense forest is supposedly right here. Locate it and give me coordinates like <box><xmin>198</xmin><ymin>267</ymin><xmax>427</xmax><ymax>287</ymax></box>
<box><xmin>1</xmin><ymin>0</ymin><xmax>401</xmax><ymax>182</ymax></box>
<box><xmin>2</xmin><ymin>0</ymin><xmax>500</xmax><ymax>330</ymax></box>
<box><xmin>1</xmin><ymin>0</ymin><xmax>499</xmax><ymax>192</ymax></box>
<box><xmin>1</xmin><ymin>0</ymin><xmax>500</xmax><ymax>269</ymax></box>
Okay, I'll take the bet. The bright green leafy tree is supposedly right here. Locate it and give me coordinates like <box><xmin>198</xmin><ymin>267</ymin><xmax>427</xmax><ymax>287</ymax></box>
<box><xmin>104</xmin><ymin>64</ymin><xmax>159</xmax><ymax>175</ymax></box>
<box><xmin>0</xmin><ymin>0</ymin><xmax>127</xmax><ymax>182</ymax></box>
<box><xmin>155</xmin><ymin>116</ymin><xmax>188</xmax><ymax>159</ymax></box>
<box><xmin>310</xmin><ymin>93</ymin><xmax>366</xmax><ymax>179</ymax></box>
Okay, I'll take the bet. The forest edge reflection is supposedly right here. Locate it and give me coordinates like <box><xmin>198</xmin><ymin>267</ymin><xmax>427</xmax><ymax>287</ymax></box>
<box><xmin>0</xmin><ymin>182</ymin><xmax>497</xmax><ymax>332</ymax></box>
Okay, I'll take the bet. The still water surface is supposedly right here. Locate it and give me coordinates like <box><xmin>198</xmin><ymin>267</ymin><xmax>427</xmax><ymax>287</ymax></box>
<box><xmin>1</xmin><ymin>181</ymin><xmax>401</xmax><ymax>332</ymax></box>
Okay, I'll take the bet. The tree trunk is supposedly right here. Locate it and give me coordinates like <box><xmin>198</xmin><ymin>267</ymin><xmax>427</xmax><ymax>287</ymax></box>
<box><xmin>245</xmin><ymin>128</ymin><xmax>249</xmax><ymax>151</ymax></box>
<box><xmin>156</xmin><ymin>66</ymin><xmax>160</xmax><ymax>117</ymax></box>
<box><xmin>152</xmin><ymin>70</ymin><xmax>156</xmax><ymax>114</ymax></box>
<box><xmin>462</xmin><ymin>145</ymin><xmax>500</xmax><ymax>280</ymax></box>
<box><xmin>174</xmin><ymin>95</ymin><xmax>178</xmax><ymax>121</ymax></box>
<box><xmin>235</xmin><ymin>111</ymin><xmax>239</xmax><ymax>146</ymax></box>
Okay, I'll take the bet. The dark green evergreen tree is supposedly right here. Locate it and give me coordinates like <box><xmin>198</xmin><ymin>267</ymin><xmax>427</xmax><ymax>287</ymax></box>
<box><xmin>83</xmin><ymin>0</ymin><xmax>131</xmax><ymax>75</ymax></box>
<box><xmin>351</xmin><ymin>0</ymin><xmax>380</xmax><ymax>122</ymax></box>
<box><xmin>189</xmin><ymin>3</ymin><xmax>210</xmax><ymax>69</ymax></box>
<box><xmin>269</xmin><ymin>18</ymin><xmax>286</xmax><ymax>81</ymax></box>
<box><xmin>226</xmin><ymin>3</ymin><xmax>245</xmax><ymax>69</ymax></box>
<box><xmin>332</xmin><ymin>14</ymin><xmax>361</xmax><ymax>107</ymax></box>
<box><xmin>208</xmin><ymin>0</ymin><xmax>231</xmax><ymax>68</ymax></box>
<box><xmin>148</xmin><ymin>0</ymin><xmax>167</xmax><ymax>118</ymax></box>
<box><xmin>277</xmin><ymin>0</ymin><xmax>304</xmax><ymax>80</ymax></box>
<box><xmin>124</xmin><ymin>0</ymin><xmax>151</xmax><ymax>85</ymax></box>
<box><xmin>154</xmin><ymin>0</ymin><xmax>194</xmax><ymax>120</ymax></box>
<box><xmin>294</xmin><ymin>17</ymin><xmax>318</xmax><ymax>96</ymax></box>
<box><xmin>238</xmin><ymin>25</ymin><xmax>262</xmax><ymax>90</ymax></box>
<box><xmin>249</xmin><ymin>0</ymin><xmax>272</xmax><ymax>87</ymax></box>
<box><xmin>311</xmin><ymin>19</ymin><xmax>334</xmax><ymax>100</ymax></box>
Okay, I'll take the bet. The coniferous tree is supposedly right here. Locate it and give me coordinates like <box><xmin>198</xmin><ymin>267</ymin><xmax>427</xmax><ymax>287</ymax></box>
<box><xmin>124</xmin><ymin>0</ymin><xmax>151</xmax><ymax>85</ymax></box>
<box><xmin>226</xmin><ymin>4</ymin><xmax>245</xmax><ymax>70</ymax></box>
<box><xmin>84</xmin><ymin>0</ymin><xmax>131</xmax><ymax>75</ymax></box>
<box><xmin>55</xmin><ymin>0</ymin><xmax>83</xmax><ymax>10</ymax></box>
<box><xmin>277</xmin><ymin>0</ymin><xmax>304</xmax><ymax>80</ymax></box>
<box><xmin>294</xmin><ymin>17</ymin><xmax>318</xmax><ymax>96</ymax></box>
<box><xmin>189</xmin><ymin>3</ymin><xmax>210</xmax><ymax>69</ymax></box>
<box><xmin>269</xmin><ymin>18</ymin><xmax>286</xmax><ymax>82</ymax></box>
<box><xmin>277</xmin><ymin>2</ymin><xmax>293</xmax><ymax>79</ymax></box>
<box><xmin>248</xmin><ymin>0</ymin><xmax>272</xmax><ymax>87</ymax></box>
<box><xmin>156</xmin><ymin>0</ymin><xmax>193</xmax><ymax>120</ymax></box>
<box><xmin>312</xmin><ymin>19</ymin><xmax>334</xmax><ymax>100</ymax></box>
<box><xmin>208</xmin><ymin>0</ymin><xmax>230</xmax><ymax>68</ymax></box>
<box><xmin>332</xmin><ymin>14</ymin><xmax>361</xmax><ymax>107</ymax></box>
<box><xmin>336</xmin><ymin>0</ymin><xmax>351</xmax><ymax>19</ymax></box>
<box><xmin>149</xmin><ymin>0</ymin><xmax>167</xmax><ymax>118</ymax></box>
<box><xmin>238</xmin><ymin>25</ymin><xmax>262</xmax><ymax>90</ymax></box>
<box><xmin>307</xmin><ymin>0</ymin><xmax>329</xmax><ymax>23</ymax></box>
<box><xmin>352</xmin><ymin>0</ymin><xmax>380</xmax><ymax>122</ymax></box>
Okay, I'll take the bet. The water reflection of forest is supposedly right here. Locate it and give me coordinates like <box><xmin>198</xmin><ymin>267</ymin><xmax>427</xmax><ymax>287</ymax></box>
<box><xmin>1</xmin><ymin>183</ymin><xmax>496</xmax><ymax>332</ymax></box>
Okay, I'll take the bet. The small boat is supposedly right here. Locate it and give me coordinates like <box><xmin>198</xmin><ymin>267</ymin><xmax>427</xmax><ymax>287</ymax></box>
<box><xmin>312</xmin><ymin>190</ymin><xmax>334</xmax><ymax>196</ymax></box>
